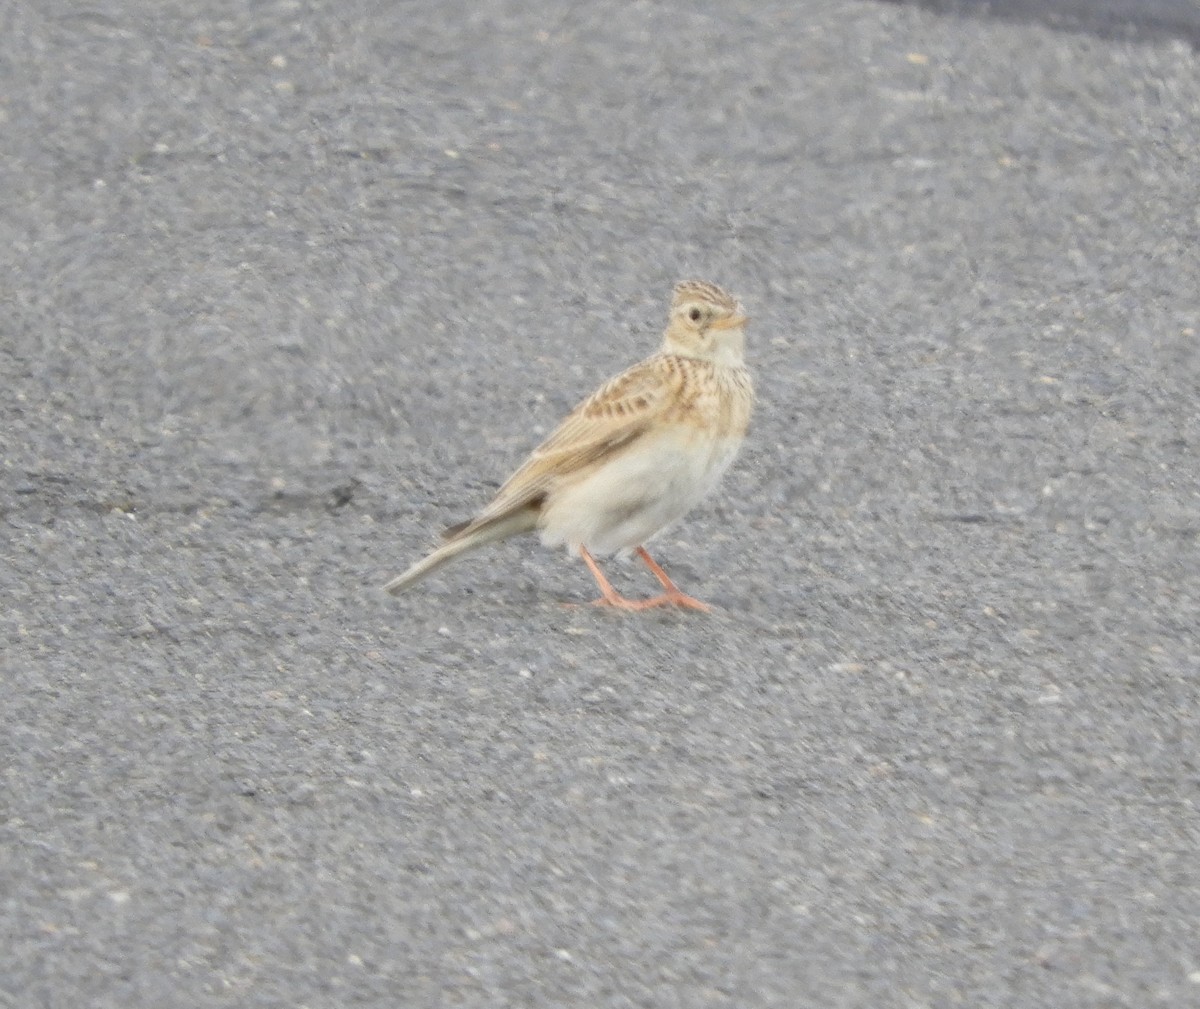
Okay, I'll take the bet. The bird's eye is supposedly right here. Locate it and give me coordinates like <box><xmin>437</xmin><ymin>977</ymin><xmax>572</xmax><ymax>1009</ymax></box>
<box><xmin>688</xmin><ymin>307</ymin><xmax>703</xmax><ymax>322</ymax></box>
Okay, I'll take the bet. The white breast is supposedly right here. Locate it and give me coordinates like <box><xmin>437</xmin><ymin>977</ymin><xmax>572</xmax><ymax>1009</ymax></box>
<box><xmin>538</xmin><ymin>426</ymin><xmax>745</xmax><ymax>556</ymax></box>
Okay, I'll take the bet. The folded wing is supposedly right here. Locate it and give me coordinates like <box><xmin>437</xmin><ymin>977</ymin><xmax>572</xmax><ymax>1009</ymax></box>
<box><xmin>443</xmin><ymin>355</ymin><xmax>673</xmax><ymax>541</ymax></box>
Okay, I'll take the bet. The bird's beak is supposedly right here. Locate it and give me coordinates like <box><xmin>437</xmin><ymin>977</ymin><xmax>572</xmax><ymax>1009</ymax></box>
<box><xmin>710</xmin><ymin>313</ymin><xmax>749</xmax><ymax>330</ymax></box>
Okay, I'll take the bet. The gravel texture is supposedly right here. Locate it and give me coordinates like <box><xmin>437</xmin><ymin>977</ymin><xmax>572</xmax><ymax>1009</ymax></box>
<box><xmin>2</xmin><ymin>1</ymin><xmax>1198</xmax><ymax>1006</ymax></box>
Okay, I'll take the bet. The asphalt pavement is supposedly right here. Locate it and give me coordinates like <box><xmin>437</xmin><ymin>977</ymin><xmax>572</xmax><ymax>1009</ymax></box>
<box><xmin>2</xmin><ymin>1</ymin><xmax>1198</xmax><ymax>1006</ymax></box>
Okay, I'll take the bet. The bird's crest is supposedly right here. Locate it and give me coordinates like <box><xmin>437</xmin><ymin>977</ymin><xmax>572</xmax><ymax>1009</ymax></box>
<box><xmin>671</xmin><ymin>280</ymin><xmax>737</xmax><ymax>312</ymax></box>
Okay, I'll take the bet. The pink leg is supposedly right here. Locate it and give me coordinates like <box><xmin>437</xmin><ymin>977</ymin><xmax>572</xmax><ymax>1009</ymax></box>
<box><xmin>633</xmin><ymin>546</ymin><xmax>713</xmax><ymax>612</ymax></box>
<box><xmin>578</xmin><ymin>546</ymin><xmax>651</xmax><ymax>610</ymax></box>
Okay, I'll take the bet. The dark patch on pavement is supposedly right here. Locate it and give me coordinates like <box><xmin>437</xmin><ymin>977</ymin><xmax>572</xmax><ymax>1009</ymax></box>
<box><xmin>883</xmin><ymin>0</ymin><xmax>1200</xmax><ymax>48</ymax></box>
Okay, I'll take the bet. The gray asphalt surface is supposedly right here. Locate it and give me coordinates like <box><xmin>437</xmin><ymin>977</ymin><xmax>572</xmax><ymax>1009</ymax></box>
<box><xmin>3</xmin><ymin>1</ymin><xmax>1198</xmax><ymax>1006</ymax></box>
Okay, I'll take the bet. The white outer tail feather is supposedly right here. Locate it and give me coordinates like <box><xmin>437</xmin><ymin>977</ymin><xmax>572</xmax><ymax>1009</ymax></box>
<box><xmin>383</xmin><ymin>511</ymin><xmax>538</xmax><ymax>595</ymax></box>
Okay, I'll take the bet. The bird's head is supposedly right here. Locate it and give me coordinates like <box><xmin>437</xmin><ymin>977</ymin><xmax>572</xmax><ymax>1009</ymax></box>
<box><xmin>662</xmin><ymin>280</ymin><xmax>748</xmax><ymax>365</ymax></box>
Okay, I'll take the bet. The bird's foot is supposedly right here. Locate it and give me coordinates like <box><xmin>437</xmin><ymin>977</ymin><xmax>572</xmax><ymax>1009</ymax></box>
<box><xmin>578</xmin><ymin>545</ymin><xmax>711</xmax><ymax>612</ymax></box>
<box><xmin>590</xmin><ymin>590</ymin><xmax>712</xmax><ymax>613</ymax></box>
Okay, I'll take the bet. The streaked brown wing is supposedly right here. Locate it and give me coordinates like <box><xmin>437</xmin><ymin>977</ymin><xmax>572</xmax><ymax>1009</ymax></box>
<box><xmin>445</xmin><ymin>354</ymin><xmax>673</xmax><ymax>539</ymax></box>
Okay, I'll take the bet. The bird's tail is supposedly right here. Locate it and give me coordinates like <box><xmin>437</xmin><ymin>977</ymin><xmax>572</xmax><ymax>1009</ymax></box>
<box><xmin>383</xmin><ymin>510</ymin><xmax>538</xmax><ymax>595</ymax></box>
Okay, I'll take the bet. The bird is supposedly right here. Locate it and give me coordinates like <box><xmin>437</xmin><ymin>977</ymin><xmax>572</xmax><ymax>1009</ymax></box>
<box><xmin>384</xmin><ymin>280</ymin><xmax>754</xmax><ymax>611</ymax></box>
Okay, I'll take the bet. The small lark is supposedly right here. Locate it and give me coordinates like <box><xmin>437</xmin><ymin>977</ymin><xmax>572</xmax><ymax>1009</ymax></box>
<box><xmin>384</xmin><ymin>280</ymin><xmax>754</xmax><ymax>611</ymax></box>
